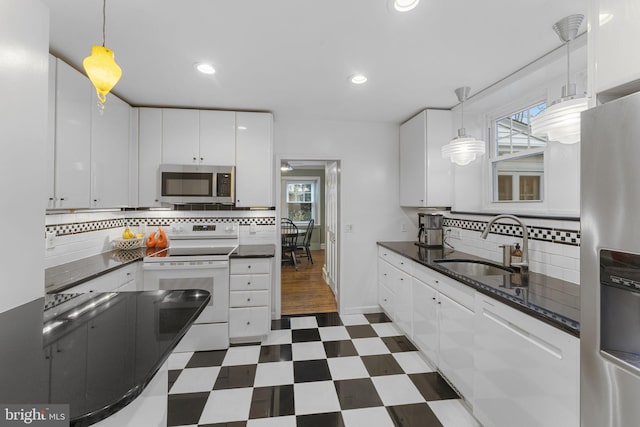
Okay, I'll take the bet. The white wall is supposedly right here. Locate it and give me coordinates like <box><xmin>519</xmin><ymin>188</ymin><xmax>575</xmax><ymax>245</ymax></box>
<box><xmin>274</xmin><ymin>119</ymin><xmax>413</xmax><ymax>314</ymax></box>
<box><xmin>0</xmin><ymin>0</ymin><xmax>49</xmax><ymax>313</ymax></box>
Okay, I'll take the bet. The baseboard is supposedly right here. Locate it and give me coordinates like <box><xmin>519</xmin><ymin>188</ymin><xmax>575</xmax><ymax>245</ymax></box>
<box><xmin>340</xmin><ymin>305</ymin><xmax>382</xmax><ymax>315</ymax></box>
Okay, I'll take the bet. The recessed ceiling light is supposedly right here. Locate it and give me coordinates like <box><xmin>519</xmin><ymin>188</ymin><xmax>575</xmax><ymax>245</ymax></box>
<box><xmin>350</xmin><ymin>74</ymin><xmax>368</xmax><ymax>85</ymax></box>
<box><xmin>394</xmin><ymin>0</ymin><xmax>420</xmax><ymax>12</ymax></box>
<box><xmin>237</xmin><ymin>126</ymin><xmax>247</xmax><ymax>130</ymax></box>
<box><xmin>195</xmin><ymin>62</ymin><xmax>216</xmax><ymax>75</ymax></box>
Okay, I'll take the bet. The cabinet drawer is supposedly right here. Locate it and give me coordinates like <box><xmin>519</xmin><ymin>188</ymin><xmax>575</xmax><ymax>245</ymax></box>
<box><xmin>230</xmin><ymin>258</ymin><xmax>271</xmax><ymax>274</ymax></box>
<box><xmin>229</xmin><ymin>274</ymin><xmax>269</xmax><ymax>291</ymax></box>
<box><xmin>413</xmin><ymin>263</ymin><xmax>441</xmax><ymax>288</ymax></box>
<box><xmin>229</xmin><ymin>306</ymin><xmax>270</xmax><ymax>338</ymax></box>
<box><xmin>379</xmin><ymin>284</ymin><xmax>394</xmax><ymax>316</ymax></box>
<box><xmin>439</xmin><ymin>276</ymin><xmax>475</xmax><ymax>311</ymax></box>
<box><xmin>378</xmin><ymin>247</ymin><xmax>412</xmax><ymax>274</ymax></box>
<box><xmin>230</xmin><ymin>290</ymin><xmax>269</xmax><ymax>307</ymax></box>
<box><xmin>378</xmin><ymin>259</ymin><xmax>394</xmax><ymax>286</ymax></box>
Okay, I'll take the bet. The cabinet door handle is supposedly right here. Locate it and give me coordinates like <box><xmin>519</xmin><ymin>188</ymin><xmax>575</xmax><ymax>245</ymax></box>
<box><xmin>247</xmin><ymin>281</ymin><xmax>251</xmax><ymax>285</ymax></box>
<box><xmin>246</xmin><ymin>321</ymin><xmax>251</xmax><ymax>325</ymax></box>
<box><xmin>247</xmin><ymin>298</ymin><xmax>251</xmax><ymax>302</ymax></box>
<box><xmin>193</xmin><ymin>157</ymin><xmax>197</xmax><ymax>161</ymax></box>
<box><xmin>247</xmin><ymin>265</ymin><xmax>252</xmax><ymax>269</ymax></box>
<box><xmin>432</xmin><ymin>297</ymin><xmax>436</xmax><ymax>300</ymax></box>
<box><xmin>60</xmin><ymin>197</ymin><xmax>65</xmax><ymax>201</ymax></box>
<box><xmin>200</xmin><ymin>157</ymin><xmax>204</xmax><ymax>161</ymax></box>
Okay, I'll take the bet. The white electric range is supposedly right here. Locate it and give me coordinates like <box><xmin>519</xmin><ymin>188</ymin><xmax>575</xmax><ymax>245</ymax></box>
<box><xmin>143</xmin><ymin>222</ymin><xmax>238</xmax><ymax>352</ymax></box>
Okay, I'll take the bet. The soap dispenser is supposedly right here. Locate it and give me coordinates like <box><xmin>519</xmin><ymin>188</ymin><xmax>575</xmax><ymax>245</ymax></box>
<box><xmin>511</xmin><ymin>243</ymin><xmax>523</xmax><ymax>265</ymax></box>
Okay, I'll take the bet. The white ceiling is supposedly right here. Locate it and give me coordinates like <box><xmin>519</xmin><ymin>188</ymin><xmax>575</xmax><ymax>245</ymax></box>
<box><xmin>41</xmin><ymin>0</ymin><xmax>587</xmax><ymax>123</ymax></box>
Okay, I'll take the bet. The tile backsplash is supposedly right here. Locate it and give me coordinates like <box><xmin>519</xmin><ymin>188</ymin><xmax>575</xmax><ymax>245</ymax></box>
<box><xmin>45</xmin><ymin>210</ymin><xmax>277</xmax><ymax>268</ymax></box>
<box><xmin>443</xmin><ymin>214</ymin><xmax>580</xmax><ymax>284</ymax></box>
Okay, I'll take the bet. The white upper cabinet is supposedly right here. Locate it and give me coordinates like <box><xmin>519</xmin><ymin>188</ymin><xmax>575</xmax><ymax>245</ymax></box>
<box><xmin>399</xmin><ymin>109</ymin><xmax>452</xmax><ymax>207</ymax></box>
<box><xmin>90</xmin><ymin>94</ymin><xmax>131</xmax><ymax>208</ymax></box>
<box><xmin>199</xmin><ymin>110</ymin><xmax>236</xmax><ymax>165</ymax></box>
<box><xmin>161</xmin><ymin>109</ymin><xmax>236</xmax><ymax>165</ymax></box>
<box><xmin>162</xmin><ymin>108</ymin><xmax>199</xmax><ymax>164</ymax></box>
<box><xmin>235</xmin><ymin>112</ymin><xmax>274</xmax><ymax>207</ymax></box>
<box><xmin>54</xmin><ymin>59</ymin><xmax>92</xmax><ymax>209</ymax></box>
<box><xmin>138</xmin><ymin>108</ymin><xmax>163</xmax><ymax>207</ymax></box>
<box><xmin>590</xmin><ymin>0</ymin><xmax>640</xmax><ymax>95</ymax></box>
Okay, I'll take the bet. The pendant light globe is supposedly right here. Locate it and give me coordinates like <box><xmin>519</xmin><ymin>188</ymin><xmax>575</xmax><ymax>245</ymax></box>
<box><xmin>530</xmin><ymin>14</ymin><xmax>587</xmax><ymax>144</ymax></box>
<box><xmin>441</xmin><ymin>87</ymin><xmax>485</xmax><ymax>166</ymax></box>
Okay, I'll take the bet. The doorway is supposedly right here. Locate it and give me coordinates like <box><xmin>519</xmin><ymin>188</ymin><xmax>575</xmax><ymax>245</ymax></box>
<box><xmin>276</xmin><ymin>158</ymin><xmax>340</xmax><ymax>316</ymax></box>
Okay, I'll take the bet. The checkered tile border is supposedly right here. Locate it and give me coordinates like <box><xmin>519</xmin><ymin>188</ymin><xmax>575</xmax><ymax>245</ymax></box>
<box><xmin>443</xmin><ymin>218</ymin><xmax>580</xmax><ymax>246</ymax></box>
<box><xmin>46</xmin><ymin>216</ymin><xmax>276</xmax><ymax>237</ymax></box>
<box><xmin>44</xmin><ymin>293</ymin><xmax>80</xmax><ymax>311</ymax></box>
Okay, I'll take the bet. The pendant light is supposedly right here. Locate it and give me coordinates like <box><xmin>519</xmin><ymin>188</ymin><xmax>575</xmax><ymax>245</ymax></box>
<box><xmin>530</xmin><ymin>14</ymin><xmax>587</xmax><ymax>144</ymax></box>
<box><xmin>441</xmin><ymin>87</ymin><xmax>485</xmax><ymax>166</ymax></box>
<box><xmin>83</xmin><ymin>0</ymin><xmax>122</xmax><ymax>110</ymax></box>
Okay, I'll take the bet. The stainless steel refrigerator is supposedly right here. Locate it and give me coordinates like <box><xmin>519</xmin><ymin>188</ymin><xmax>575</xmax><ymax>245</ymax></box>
<box><xmin>581</xmin><ymin>90</ymin><xmax>640</xmax><ymax>427</ymax></box>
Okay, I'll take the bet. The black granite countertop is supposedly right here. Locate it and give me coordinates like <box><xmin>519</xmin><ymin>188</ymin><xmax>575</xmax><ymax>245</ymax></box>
<box><xmin>0</xmin><ymin>290</ymin><xmax>209</xmax><ymax>426</ymax></box>
<box><xmin>231</xmin><ymin>244</ymin><xmax>276</xmax><ymax>258</ymax></box>
<box><xmin>46</xmin><ymin>244</ymin><xmax>275</xmax><ymax>295</ymax></box>
<box><xmin>45</xmin><ymin>249</ymin><xmax>145</xmax><ymax>294</ymax></box>
<box><xmin>378</xmin><ymin>241</ymin><xmax>580</xmax><ymax>337</ymax></box>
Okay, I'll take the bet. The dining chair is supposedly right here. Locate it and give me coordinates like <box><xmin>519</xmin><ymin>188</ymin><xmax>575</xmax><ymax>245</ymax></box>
<box><xmin>281</xmin><ymin>218</ymin><xmax>299</xmax><ymax>270</ymax></box>
<box><xmin>297</xmin><ymin>219</ymin><xmax>314</xmax><ymax>264</ymax></box>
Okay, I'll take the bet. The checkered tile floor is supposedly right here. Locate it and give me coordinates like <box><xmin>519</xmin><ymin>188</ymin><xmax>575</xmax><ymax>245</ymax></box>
<box><xmin>166</xmin><ymin>312</ymin><xmax>481</xmax><ymax>427</ymax></box>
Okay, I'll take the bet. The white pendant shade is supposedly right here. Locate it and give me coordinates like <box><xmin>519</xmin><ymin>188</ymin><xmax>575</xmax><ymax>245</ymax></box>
<box><xmin>530</xmin><ymin>97</ymin><xmax>589</xmax><ymax>144</ymax></box>
<box><xmin>442</xmin><ymin>86</ymin><xmax>485</xmax><ymax>166</ymax></box>
<box><xmin>441</xmin><ymin>135</ymin><xmax>485</xmax><ymax>166</ymax></box>
<box><xmin>530</xmin><ymin>14</ymin><xmax>587</xmax><ymax>145</ymax></box>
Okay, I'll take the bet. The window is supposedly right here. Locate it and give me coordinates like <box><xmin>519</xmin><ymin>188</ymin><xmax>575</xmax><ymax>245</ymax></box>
<box><xmin>283</xmin><ymin>178</ymin><xmax>320</xmax><ymax>224</ymax></box>
<box><xmin>492</xmin><ymin>102</ymin><xmax>547</xmax><ymax>202</ymax></box>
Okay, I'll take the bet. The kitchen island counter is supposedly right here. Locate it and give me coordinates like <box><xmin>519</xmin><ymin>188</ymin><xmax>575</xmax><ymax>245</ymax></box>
<box><xmin>45</xmin><ymin>249</ymin><xmax>144</xmax><ymax>294</ymax></box>
<box><xmin>0</xmin><ymin>290</ymin><xmax>210</xmax><ymax>426</ymax></box>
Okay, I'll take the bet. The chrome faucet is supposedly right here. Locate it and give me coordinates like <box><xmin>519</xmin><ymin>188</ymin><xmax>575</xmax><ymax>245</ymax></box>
<box><xmin>481</xmin><ymin>214</ymin><xmax>529</xmax><ymax>276</ymax></box>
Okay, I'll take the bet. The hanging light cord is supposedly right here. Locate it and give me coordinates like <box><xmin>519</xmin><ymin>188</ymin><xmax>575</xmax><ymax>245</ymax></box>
<box><xmin>102</xmin><ymin>0</ymin><xmax>106</xmax><ymax>47</ymax></box>
<box><xmin>566</xmin><ymin>40</ymin><xmax>571</xmax><ymax>93</ymax></box>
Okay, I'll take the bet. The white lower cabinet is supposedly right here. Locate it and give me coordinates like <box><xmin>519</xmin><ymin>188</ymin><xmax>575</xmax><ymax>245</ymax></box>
<box><xmin>473</xmin><ymin>294</ymin><xmax>579</xmax><ymax>427</ymax></box>
<box><xmin>438</xmin><ymin>292</ymin><xmax>474</xmax><ymax>401</ymax></box>
<box><xmin>377</xmin><ymin>247</ymin><xmax>413</xmax><ymax>337</ymax></box>
<box><xmin>410</xmin><ymin>264</ymin><xmax>474</xmax><ymax>400</ymax></box>
<box><xmin>412</xmin><ymin>276</ymin><xmax>439</xmax><ymax>366</ymax></box>
<box><xmin>229</xmin><ymin>258</ymin><xmax>272</xmax><ymax>341</ymax></box>
<box><xmin>377</xmin><ymin>244</ymin><xmax>579</xmax><ymax>425</ymax></box>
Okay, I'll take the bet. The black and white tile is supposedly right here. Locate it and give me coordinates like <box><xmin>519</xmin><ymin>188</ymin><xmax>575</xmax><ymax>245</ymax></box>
<box><xmin>442</xmin><ymin>217</ymin><xmax>580</xmax><ymax>247</ymax></box>
<box><xmin>166</xmin><ymin>312</ymin><xmax>480</xmax><ymax>427</ymax></box>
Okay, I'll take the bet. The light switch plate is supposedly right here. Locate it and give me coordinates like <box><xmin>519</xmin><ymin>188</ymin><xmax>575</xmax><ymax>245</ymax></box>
<box><xmin>46</xmin><ymin>232</ymin><xmax>56</xmax><ymax>249</ymax></box>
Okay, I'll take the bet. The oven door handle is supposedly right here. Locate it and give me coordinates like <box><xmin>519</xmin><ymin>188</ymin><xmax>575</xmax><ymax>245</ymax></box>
<box><xmin>143</xmin><ymin>262</ymin><xmax>229</xmax><ymax>271</ymax></box>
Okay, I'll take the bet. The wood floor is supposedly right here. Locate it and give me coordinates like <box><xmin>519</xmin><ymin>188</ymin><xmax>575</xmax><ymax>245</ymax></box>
<box><xmin>281</xmin><ymin>249</ymin><xmax>337</xmax><ymax>315</ymax></box>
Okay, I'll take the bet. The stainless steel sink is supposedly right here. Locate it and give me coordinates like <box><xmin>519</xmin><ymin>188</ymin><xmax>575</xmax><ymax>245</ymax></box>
<box><xmin>434</xmin><ymin>259</ymin><xmax>515</xmax><ymax>276</ymax></box>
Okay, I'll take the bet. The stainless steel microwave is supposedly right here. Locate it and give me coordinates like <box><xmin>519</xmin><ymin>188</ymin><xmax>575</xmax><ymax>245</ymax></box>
<box><xmin>158</xmin><ymin>164</ymin><xmax>234</xmax><ymax>204</ymax></box>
